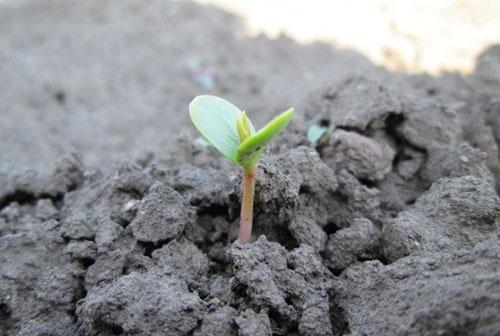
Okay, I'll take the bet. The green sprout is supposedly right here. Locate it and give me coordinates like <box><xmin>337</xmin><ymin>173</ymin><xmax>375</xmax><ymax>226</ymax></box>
<box><xmin>189</xmin><ymin>95</ymin><xmax>294</xmax><ymax>242</ymax></box>
<box><xmin>307</xmin><ymin>124</ymin><xmax>329</xmax><ymax>145</ymax></box>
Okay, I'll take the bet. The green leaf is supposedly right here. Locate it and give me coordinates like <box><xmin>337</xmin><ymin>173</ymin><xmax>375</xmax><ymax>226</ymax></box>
<box><xmin>189</xmin><ymin>95</ymin><xmax>293</xmax><ymax>168</ymax></box>
<box><xmin>189</xmin><ymin>95</ymin><xmax>255</xmax><ymax>163</ymax></box>
<box><xmin>236</xmin><ymin>108</ymin><xmax>294</xmax><ymax>168</ymax></box>
<box><xmin>307</xmin><ymin>124</ymin><xmax>329</xmax><ymax>145</ymax></box>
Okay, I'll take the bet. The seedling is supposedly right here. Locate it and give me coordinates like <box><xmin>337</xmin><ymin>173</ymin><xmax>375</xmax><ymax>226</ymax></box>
<box><xmin>189</xmin><ymin>95</ymin><xmax>294</xmax><ymax>242</ymax></box>
<box><xmin>307</xmin><ymin>124</ymin><xmax>329</xmax><ymax>145</ymax></box>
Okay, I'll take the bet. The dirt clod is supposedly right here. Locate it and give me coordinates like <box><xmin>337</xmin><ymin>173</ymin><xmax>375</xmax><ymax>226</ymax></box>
<box><xmin>1</xmin><ymin>1</ymin><xmax>500</xmax><ymax>335</ymax></box>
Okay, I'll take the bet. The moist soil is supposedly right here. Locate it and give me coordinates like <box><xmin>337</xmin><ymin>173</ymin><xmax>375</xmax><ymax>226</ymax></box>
<box><xmin>1</xmin><ymin>1</ymin><xmax>500</xmax><ymax>336</ymax></box>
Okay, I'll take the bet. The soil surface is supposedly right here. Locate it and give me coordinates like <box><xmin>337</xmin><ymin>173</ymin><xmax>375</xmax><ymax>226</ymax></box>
<box><xmin>1</xmin><ymin>1</ymin><xmax>500</xmax><ymax>336</ymax></box>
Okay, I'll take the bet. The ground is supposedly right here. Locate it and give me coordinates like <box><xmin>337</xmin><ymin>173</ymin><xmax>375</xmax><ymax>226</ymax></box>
<box><xmin>0</xmin><ymin>1</ymin><xmax>499</xmax><ymax>335</ymax></box>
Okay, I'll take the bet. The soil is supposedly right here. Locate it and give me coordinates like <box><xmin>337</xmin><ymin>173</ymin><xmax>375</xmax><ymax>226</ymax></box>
<box><xmin>1</xmin><ymin>1</ymin><xmax>500</xmax><ymax>336</ymax></box>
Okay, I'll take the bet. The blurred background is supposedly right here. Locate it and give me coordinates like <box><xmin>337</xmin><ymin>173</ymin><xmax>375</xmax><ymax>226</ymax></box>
<box><xmin>1</xmin><ymin>0</ymin><xmax>499</xmax><ymax>171</ymax></box>
<box><xmin>198</xmin><ymin>0</ymin><xmax>500</xmax><ymax>74</ymax></box>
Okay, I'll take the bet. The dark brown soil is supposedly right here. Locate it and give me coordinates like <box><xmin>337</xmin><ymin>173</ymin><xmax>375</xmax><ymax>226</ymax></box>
<box><xmin>1</xmin><ymin>1</ymin><xmax>499</xmax><ymax>336</ymax></box>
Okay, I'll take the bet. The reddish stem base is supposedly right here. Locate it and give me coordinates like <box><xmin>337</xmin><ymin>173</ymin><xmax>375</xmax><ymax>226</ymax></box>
<box><xmin>238</xmin><ymin>168</ymin><xmax>256</xmax><ymax>242</ymax></box>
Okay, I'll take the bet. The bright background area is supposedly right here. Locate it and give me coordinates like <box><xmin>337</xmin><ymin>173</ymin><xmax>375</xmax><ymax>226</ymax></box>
<box><xmin>195</xmin><ymin>0</ymin><xmax>500</xmax><ymax>74</ymax></box>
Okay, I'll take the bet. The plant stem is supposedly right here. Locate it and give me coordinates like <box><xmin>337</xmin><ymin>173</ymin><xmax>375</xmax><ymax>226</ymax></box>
<box><xmin>238</xmin><ymin>167</ymin><xmax>256</xmax><ymax>242</ymax></box>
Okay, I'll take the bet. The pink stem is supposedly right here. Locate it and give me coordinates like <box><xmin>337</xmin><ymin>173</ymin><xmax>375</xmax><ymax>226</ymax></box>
<box><xmin>238</xmin><ymin>167</ymin><xmax>256</xmax><ymax>242</ymax></box>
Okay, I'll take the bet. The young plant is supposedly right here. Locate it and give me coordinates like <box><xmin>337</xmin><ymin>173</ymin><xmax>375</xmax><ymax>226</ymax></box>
<box><xmin>189</xmin><ymin>95</ymin><xmax>294</xmax><ymax>242</ymax></box>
